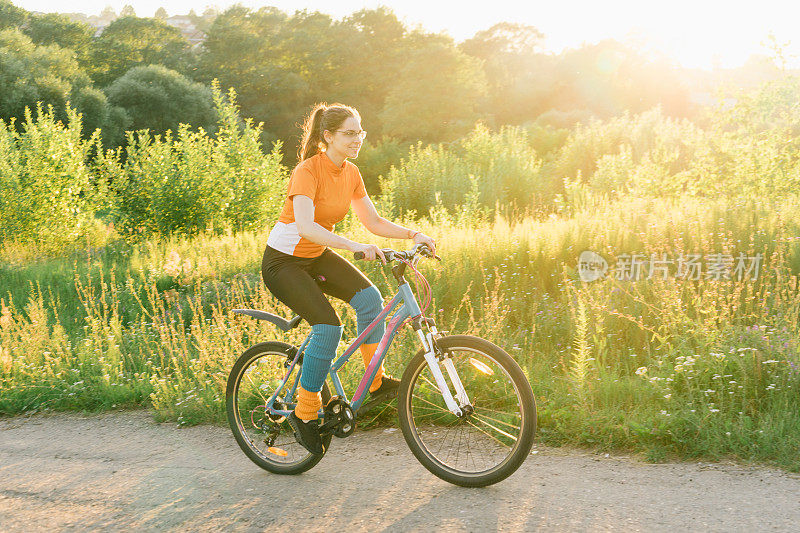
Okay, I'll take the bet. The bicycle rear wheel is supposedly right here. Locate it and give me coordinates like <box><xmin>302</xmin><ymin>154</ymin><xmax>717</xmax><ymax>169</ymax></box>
<box><xmin>397</xmin><ymin>335</ymin><xmax>536</xmax><ymax>487</ymax></box>
<box><xmin>226</xmin><ymin>341</ymin><xmax>332</xmax><ymax>475</ymax></box>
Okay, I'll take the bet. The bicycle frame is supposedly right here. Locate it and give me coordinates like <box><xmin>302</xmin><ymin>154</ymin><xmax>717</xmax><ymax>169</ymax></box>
<box><xmin>264</xmin><ymin>276</ymin><xmax>466</xmax><ymax>419</ymax></box>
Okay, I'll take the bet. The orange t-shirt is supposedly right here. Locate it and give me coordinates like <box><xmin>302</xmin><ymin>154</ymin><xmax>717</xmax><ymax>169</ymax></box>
<box><xmin>266</xmin><ymin>152</ymin><xmax>368</xmax><ymax>257</ymax></box>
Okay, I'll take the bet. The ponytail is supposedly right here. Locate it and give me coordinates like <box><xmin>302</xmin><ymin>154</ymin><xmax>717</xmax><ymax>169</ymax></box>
<box><xmin>297</xmin><ymin>102</ymin><xmax>361</xmax><ymax>163</ymax></box>
<box><xmin>298</xmin><ymin>103</ymin><xmax>327</xmax><ymax>162</ymax></box>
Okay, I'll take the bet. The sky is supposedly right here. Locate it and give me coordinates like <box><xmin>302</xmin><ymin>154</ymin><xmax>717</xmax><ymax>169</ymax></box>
<box><xmin>13</xmin><ymin>0</ymin><xmax>800</xmax><ymax>70</ymax></box>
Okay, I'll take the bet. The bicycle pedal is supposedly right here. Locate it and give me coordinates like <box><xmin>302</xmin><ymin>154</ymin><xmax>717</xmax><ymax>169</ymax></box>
<box><xmin>383</xmin><ymin>389</ymin><xmax>399</xmax><ymax>400</ymax></box>
<box><xmin>359</xmin><ymin>391</ymin><xmax>397</xmax><ymax>412</ymax></box>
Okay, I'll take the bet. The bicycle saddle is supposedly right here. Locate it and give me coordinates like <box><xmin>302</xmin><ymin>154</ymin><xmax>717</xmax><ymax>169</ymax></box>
<box><xmin>231</xmin><ymin>309</ymin><xmax>304</xmax><ymax>331</ymax></box>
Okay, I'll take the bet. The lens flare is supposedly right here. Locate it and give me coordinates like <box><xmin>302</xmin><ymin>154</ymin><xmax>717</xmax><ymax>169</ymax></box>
<box><xmin>469</xmin><ymin>357</ymin><xmax>494</xmax><ymax>375</ymax></box>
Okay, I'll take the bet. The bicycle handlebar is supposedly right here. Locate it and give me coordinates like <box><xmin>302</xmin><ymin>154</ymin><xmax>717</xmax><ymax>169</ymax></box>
<box><xmin>353</xmin><ymin>242</ymin><xmax>440</xmax><ymax>263</ymax></box>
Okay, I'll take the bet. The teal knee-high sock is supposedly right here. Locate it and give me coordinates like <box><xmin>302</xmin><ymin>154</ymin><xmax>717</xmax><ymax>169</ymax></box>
<box><xmin>349</xmin><ymin>285</ymin><xmax>384</xmax><ymax>344</ymax></box>
<box><xmin>300</xmin><ymin>323</ymin><xmax>343</xmax><ymax>393</ymax></box>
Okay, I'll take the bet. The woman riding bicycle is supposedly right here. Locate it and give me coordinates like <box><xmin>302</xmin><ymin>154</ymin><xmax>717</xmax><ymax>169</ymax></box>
<box><xmin>261</xmin><ymin>103</ymin><xmax>435</xmax><ymax>455</ymax></box>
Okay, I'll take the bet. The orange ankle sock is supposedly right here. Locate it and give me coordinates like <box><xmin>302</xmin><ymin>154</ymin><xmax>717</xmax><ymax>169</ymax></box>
<box><xmin>295</xmin><ymin>385</ymin><xmax>322</xmax><ymax>420</ymax></box>
<box><xmin>360</xmin><ymin>342</ymin><xmax>385</xmax><ymax>393</ymax></box>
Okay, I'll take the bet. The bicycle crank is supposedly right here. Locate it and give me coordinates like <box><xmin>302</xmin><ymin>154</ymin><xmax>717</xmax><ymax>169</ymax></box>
<box><xmin>320</xmin><ymin>396</ymin><xmax>356</xmax><ymax>438</ymax></box>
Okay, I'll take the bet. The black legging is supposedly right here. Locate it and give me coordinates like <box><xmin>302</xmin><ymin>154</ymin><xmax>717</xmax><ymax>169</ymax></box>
<box><xmin>261</xmin><ymin>245</ymin><xmax>372</xmax><ymax>326</ymax></box>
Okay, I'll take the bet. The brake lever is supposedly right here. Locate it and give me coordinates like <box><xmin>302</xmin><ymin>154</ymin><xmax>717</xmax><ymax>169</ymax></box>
<box><xmin>353</xmin><ymin>249</ymin><xmax>395</xmax><ymax>262</ymax></box>
<box><xmin>418</xmin><ymin>243</ymin><xmax>441</xmax><ymax>262</ymax></box>
<box><xmin>415</xmin><ymin>242</ymin><xmax>439</xmax><ymax>259</ymax></box>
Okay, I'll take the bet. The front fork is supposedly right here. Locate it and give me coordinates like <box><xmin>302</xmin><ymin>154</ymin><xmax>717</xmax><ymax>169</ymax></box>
<box><xmin>413</xmin><ymin>319</ymin><xmax>471</xmax><ymax>416</ymax></box>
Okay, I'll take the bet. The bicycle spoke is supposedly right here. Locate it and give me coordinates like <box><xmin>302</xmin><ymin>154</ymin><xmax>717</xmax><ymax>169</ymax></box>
<box><xmin>473</xmin><ymin>405</ymin><xmax>521</xmax><ymax>416</ymax></box>
<box><xmin>229</xmin><ymin>348</ymin><xmax>328</xmax><ymax>470</ymax></box>
<box><xmin>470</xmin><ymin>411</ymin><xmax>521</xmax><ymax>430</ymax></box>
<box><xmin>409</xmin><ymin>404</ymin><xmax>445</xmax><ymax>412</ymax></box>
<box><xmin>471</xmin><ymin>416</ymin><xmax>518</xmax><ymax>442</ymax></box>
<box><xmin>245</xmin><ymin>370</ymin><xmax>269</xmax><ymax>405</ymax></box>
<box><xmin>464</xmin><ymin>425</ymin><xmax>477</xmax><ymax>471</ymax></box>
<box><xmin>413</xmin><ymin>409</ymin><xmax>454</xmax><ymax>426</ymax></box>
<box><xmin>455</xmin><ymin>424</ymin><xmax>463</xmax><ymax>467</ymax></box>
<box><xmin>403</xmin><ymin>343</ymin><xmax>533</xmax><ymax>479</ymax></box>
<box><xmin>412</xmin><ymin>393</ymin><xmax>453</xmax><ymax>413</ymax></box>
<box><xmin>464</xmin><ymin>419</ymin><xmax>511</xmax><ymax>448</ymax></box>
<box><xmin>420</xmin><ymin>373</ymin><xmax>441</xmax><ymax>391</ymax></box>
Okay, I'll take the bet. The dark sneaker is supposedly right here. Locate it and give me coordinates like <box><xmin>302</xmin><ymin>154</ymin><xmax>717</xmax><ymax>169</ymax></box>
<box><xmin>287</xmin><ymin>412</ymin><xmax>325</xmax><ymax>455</ymax></box>
<box><xmin>369</xmin><ymin>375</ymin><xmax>400</xmax><ymax>400</ymax></box>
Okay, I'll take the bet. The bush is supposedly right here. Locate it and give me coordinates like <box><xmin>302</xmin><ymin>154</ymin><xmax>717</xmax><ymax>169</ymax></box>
<box><xmin>0</xmin><ymin>103</ymin><xmax>106</xmax><ymax>256</ymax></box>
<box><xmin>523</xmin><ymin>122</ymin><xmax>570</xmax><ymax>159</ymax></box>
<box><xmin>104</xmin><ymin>83</ymin><xmax>287</xmax><ymax>237</ymax></box>
<box><xmin>354</xmin><ymin>136</ymin><xmax>408</xmax><ymax>195</ymax></box>
<box><xmin>379</xmin><ymin>124</ymin><xmax>554</xmax><ymax>221</ymax></box>
<box><xmin>549</xmin><ymin>108</ymin><xmax>733</xmax><ymax>201</ymax></box>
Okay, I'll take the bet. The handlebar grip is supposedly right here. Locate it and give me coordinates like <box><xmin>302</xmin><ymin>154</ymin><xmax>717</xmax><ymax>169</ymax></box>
<box><xmin>354</xmin><ymin>251</ymin><xmax>365</xmax><ymax>260</ymax></box>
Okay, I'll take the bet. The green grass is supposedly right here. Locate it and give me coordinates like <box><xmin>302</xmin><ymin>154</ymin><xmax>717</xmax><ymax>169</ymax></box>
<box><xmin>2</xmin><ymin>193</ymin><xmax>800</xmax><ymax>471</ymax></box>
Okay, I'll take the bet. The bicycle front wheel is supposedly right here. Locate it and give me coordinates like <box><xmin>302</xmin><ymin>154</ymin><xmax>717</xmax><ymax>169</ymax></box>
<box><xmin>397</xmin><ymin>335</ymin><xmax>536</xmax><ymax>487</ymax></box>
<box><xmin>226</xmin><ymin>341</ymin><xmax>332</xmax><ymax>475</ymax></box>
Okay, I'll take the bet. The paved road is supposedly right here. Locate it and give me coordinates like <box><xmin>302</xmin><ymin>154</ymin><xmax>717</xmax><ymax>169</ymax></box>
<box><xmin>1</xmin><ymin>410</ymin><xmax>799</xmax><ymax>531</ymax></box>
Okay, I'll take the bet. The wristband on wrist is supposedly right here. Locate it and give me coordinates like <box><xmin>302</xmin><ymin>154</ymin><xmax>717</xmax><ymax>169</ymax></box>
<box><xmin>409</xmin><ymin>230</ymin><xmax>420</xmax><ymax>240</ymax></box>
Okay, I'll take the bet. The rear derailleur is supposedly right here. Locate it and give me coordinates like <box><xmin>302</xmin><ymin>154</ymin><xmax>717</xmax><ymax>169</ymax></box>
<box><xmin>256</xmin><ymin>398</ymin><xmax>287</xmax><ymax>447</ymax></box>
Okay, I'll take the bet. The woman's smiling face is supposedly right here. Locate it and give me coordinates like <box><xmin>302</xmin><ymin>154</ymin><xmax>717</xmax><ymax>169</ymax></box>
<box><xmin>324</xmin><ymin>116</ymin><xmax>363</xmax><ymax>160</ymax></box>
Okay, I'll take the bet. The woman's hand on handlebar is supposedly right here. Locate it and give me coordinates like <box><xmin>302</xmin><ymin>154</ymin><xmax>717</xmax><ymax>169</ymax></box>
<box><xmin>351</xmin><ymin>242</ymin><xmax>387</xmax><ymax>264</ymax></box>
<box><xmin>412</xmin><ymin>232</ymin><xmax>436</xmax><ymax>256</ymax></box>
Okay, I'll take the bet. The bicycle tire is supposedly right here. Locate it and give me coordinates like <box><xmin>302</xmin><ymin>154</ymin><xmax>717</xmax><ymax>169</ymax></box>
<box><xmin>397</xmin><ymin>335</ymin><xmax>536</xmax><ymax>487</ymax></box>
<box><xmin>226</xmin><ymin>341</ymin><xmax>332</xmax><ymax>475</ymax></box>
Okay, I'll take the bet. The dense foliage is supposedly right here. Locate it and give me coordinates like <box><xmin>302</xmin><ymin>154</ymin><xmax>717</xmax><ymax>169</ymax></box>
<box><xmin>101</xmin><ymin>85</ymin><xmax>286</xmax><ymax>237</ymax></box>
<box><xmin>2</xmin><ymin>1</ymin><xmax>770</xmax><ymax>156</ymax></box>
<box><xmin>87</xmin><ymin>16</ymin><xmax>195</xmax><ymax>87</ymax></box>
<box><xmin>105</xmin><ymin>65</ymin><xmax>216</xmax><ymax>138</ymax></box>
<box><xmin>2</xmin><ymin>0</ymin><xmax>800</xmax><ymax>472</ymax></box>
<box><xmin>0</xmin><ymin>84</ymin><xmax>285</xmax><ymax>252</ymax></box>
<box><xmin>0</xmin><ymin>104</ymin><xmax>105</xmax><ymax>255</ymax></box>
<box><xmin>0</xmin><ymin>29</ymin><xmax>127</xmax><ymax>141</ymax></box>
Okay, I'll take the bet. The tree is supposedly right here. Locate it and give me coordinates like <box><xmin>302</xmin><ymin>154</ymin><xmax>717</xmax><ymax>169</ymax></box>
<box><xmin>342</xmin><ymin>7</ymin><xmax>408</xmax><ymax>137</ymax></box>
<box><xmin>0</xmin><ymin>0</ymin><xmax>28</xmax><ymax>31</ymax></box>
<box><xmin>194</xmin><ymin>7</ymin><xmax>219</xmax><ymax>32</ymax></box>
<box><xmin>380</xmin><ymin>39</ymin><xmax>488</xmax><ymax>143</ymax></box>
<box><xmin>460</xmin><ymin>23</ymin><xmax>551</xmax><ymax>126</ymax></box>
<box><xmin>120</xmin><ymin>5</ymin><xmax>136</xmax><ymax>17</ymax></box>
<box><xmin>99</xmin><ymin>6</ymin><xmax>117</xmax><ymax>21</ymax></box>
<box><xmin>23</xmin><ymin>13</ymin><xmax>94</xmax><ymax>63</ymax></box>
<box><xmin>70</xmin><ymin>85</ymin><xmax>130</xmax><ymax>146</ymax></box>
<box><xmin>197</xmin><ymin>6</ymin><xmax>308</xmax><ymax>147</ymax></box>
<box><xmin>0</xmin><ymin>29</ymin><xmax>126</xmax><ymax>142</ymax></box>
<box><xmin>554</xmin><ymin>40</ymin><xmax>691</xmax><ymax>119</ymax></box>
<box><xmin>461</xmin><ymin>22</ymin><xmax>543</xmax><ymax>57</ymax></box>
<box><xmin>154</xmin><ymin>7</ymin><xmax>167</xmax><ymax>20</ymax></box>
<box><xmin>198</xmin><ymin>6</ymin><xmax>416</xmax><ymax>153</ymax></box>
<box><xmin>89</xmin><ymin>16</ymin><xmax>193</xmax><ymax>87</ymax></box>
<box><xmin>105</xmin><ymin>65</ymin><xmax>217</xmax><ymax>137</ymax></box>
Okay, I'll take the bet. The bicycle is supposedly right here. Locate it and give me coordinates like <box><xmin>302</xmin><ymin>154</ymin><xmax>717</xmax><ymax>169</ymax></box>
<box><xmin>226</xmin><ymin>243</ymin><xmax>536</xmax><ymax>487</ymax></box>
